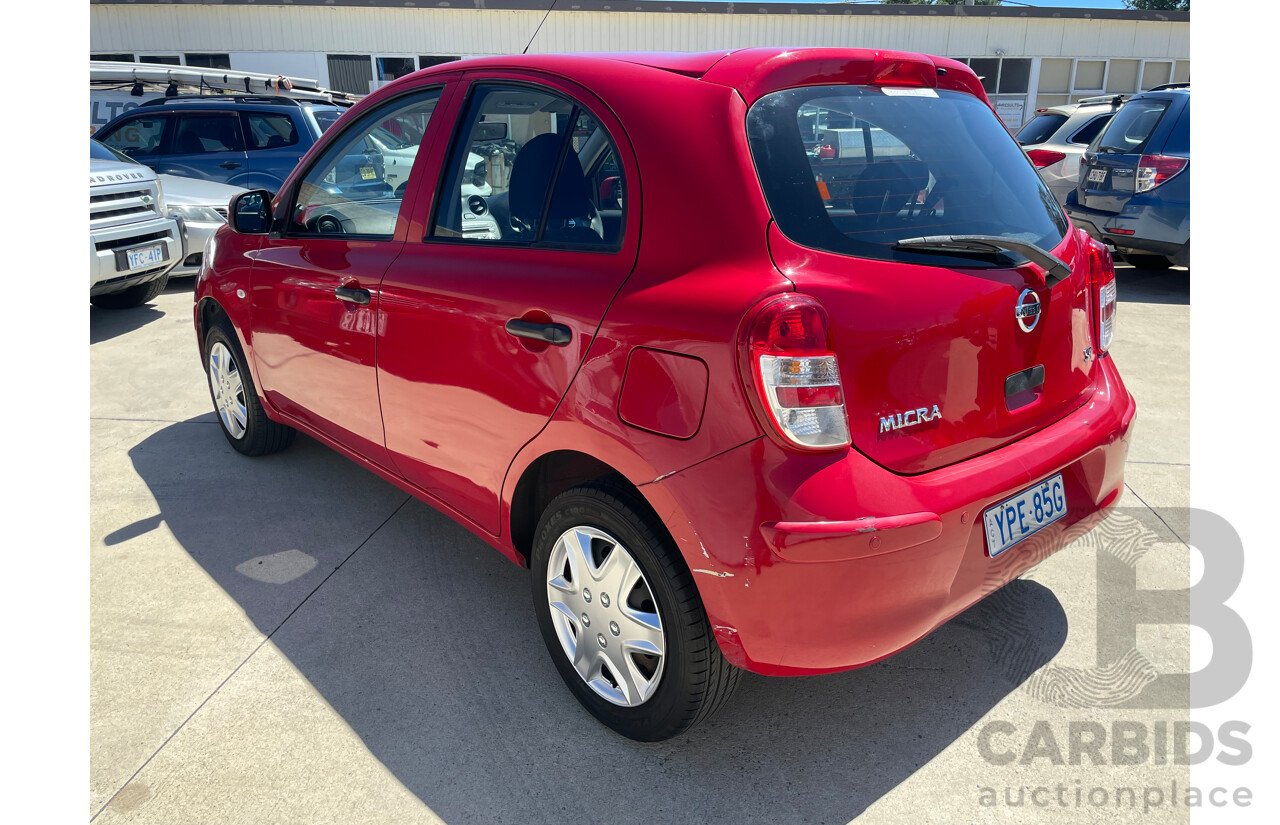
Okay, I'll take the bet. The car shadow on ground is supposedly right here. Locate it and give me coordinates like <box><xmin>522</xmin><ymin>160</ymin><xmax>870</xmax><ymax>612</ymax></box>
<box><xmin>124</xmin><ymin>420</ymin><xmax>1070</xmax><ymax>825</ymax></box>
<box><xmin>89</xmin><ymin>303</ymin><xmax>166</xmax><ymax>345</ymax></box>
<box><xmin>89</xmin><ymin>278</ymin><xmax>196</xmax><ymax>345</ymax></box>
<box><xmin>1114</xmin><ymin>259</ymin><xmax>1189</xmax><ymax>306</ymax></box>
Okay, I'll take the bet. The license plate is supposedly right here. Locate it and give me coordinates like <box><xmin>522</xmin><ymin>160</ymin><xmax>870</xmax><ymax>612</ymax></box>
<box><xmin>1087</xmin><ymin>167</ymin><xmax>1107</xmax><ymax>184</ymax></box>
<box><xmin>983</xmin><ymin>473</ymin><xmax>1066</xmax><ymax>557</ymax></box>
<box><xmin>359</xmin><ymin>166</ymin><xmax>376</xmax><ymax>181</ymax></box>
<box><xmin>125</xmin><ymin>243</ymin><xmax>164</xmax><ymax>271</ymax></box>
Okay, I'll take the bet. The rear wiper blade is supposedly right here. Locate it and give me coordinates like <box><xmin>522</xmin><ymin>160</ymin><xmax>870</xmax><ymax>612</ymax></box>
<box><xmin>894</xmin><ymin>234</ymin><xmax>1071</xmax><ymax>285</ymax></box>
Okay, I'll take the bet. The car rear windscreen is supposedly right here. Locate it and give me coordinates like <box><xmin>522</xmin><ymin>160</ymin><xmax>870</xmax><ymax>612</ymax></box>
<box><xmin>747</xmin><ymin>85</ymin><xmax>1068</xmax><ymax>268</ymax></box>
<box><xmin>1094</xmin><ymin>98</ymin><xmax>1170</xmax><ymax>155</ymax></box>
<box><xmin>1016</xmin><ymin>113</ymin><xmax>1068</xmax><ymax>146</ymax></box>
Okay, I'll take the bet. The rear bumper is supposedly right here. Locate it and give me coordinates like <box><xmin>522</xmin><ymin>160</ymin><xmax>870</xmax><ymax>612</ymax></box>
<box><xmin>653</xmin><ymin>355</ymin><xmax>1135</xmax><ymax>676</ymax></box>
<box><xmin>1065</xmin><ymin>193</ymin><xmax>1189</xmax><ymax>257</ymax></box>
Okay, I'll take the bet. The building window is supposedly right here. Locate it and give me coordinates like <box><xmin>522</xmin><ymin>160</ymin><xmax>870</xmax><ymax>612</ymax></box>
<box><xmin>186</xmin><ymin>53</ymin><xmax>231</xmax><ymax>70</ymax></box>
<box><xmin>377</xmin><ymin>56</ymin><xmax>416</xmax><ymax>82</ymax></box>
<box><xmin>327</xmin><ymin>54</ymin><xmax>373</xmax><ymax>95</ymax></box>
<box><xmin>1172</xmin><ymin>61</ymin><xmax>1191</xmax><ymax>84</ymax></box>
<box><xmin>1141</xmin><ymin>61</ymin><xmax>1173</xmax><ymax>90</ymax></box>
<box><xmin>139</xmin><ymin>55</ymin><xmax>182</xmax><ymax>66</ymax></box>
<box><xmin>419</xmin><ymin>56</ymin><xmax>460</xmax><ymax>69</ymax></box>
<box><xmin>1074</xmin><ymin>61</ymin><xmax>1106</xmax><ymax>91</ymax></box>
<box><xmin>92</xmin><ymin>53</ymin><xmax>134</xmax><ymax>63</ymax></box>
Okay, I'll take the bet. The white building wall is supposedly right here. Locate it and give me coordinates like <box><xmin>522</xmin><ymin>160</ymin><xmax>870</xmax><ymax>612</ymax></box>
<box><xmin>90</xmin><ymin>5</ymin><xmax>1190</xmax><ymax>62</ymax></box>
<box><xmin>229</xmin><ymin>52</ymin><xmax>330</xmax><ymax>87</ymax></box>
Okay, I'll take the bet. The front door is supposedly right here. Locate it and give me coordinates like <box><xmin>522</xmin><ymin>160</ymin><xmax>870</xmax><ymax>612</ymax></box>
<box><xmin>249</xmin><ymin>85</ymin><xmax>449</xmax><ymax>467</ymax></box>
<box><xmin>377</xmin><ymin>76</ymin><xmax>641</xmax><ymax>534</ymax></box>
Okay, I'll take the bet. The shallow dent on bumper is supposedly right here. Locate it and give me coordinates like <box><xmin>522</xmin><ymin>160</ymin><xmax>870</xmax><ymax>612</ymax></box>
<box><xmin>760</xmin><ymin>511</ymin><xmax>943</xmax><ymax>562</ymax></box>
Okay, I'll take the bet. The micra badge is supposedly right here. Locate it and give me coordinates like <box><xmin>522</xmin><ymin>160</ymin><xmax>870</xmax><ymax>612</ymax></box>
<box><xmin>879</xmin><ymin>405</ymin><xmax>942</xmax><ymax>433</ymax></box>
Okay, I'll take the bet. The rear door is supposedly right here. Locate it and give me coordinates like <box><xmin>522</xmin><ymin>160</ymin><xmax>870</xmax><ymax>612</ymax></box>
<box><xmin>377</xmin><ymin>75</ymin><xmax>641</xmax><ymax>534</ymax></box>
<box><xmin>240</xmin><ymin>109</ymin><xmax>309</xmax><ymax>191</ymax></box>
<box><xmin>155</xmin><ymin>111</ymin><xmax>250</xmax><ymax>183</ymax></box>
<box><xmin>749</xmin><ymin>84</ymin><xmax>1095</xmax><ymax>475</ymax></box>
<box><xmin>1078</xmin><ymin>96</ymin><xmax>1173</xmax><ymax>213</ymax></box>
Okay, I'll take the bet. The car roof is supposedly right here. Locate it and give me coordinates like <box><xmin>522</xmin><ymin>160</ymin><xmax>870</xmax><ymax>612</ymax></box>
<box><xmin>399</xmin><ymin>48</ymin><xmax>988</xmax><ymax>106</ymax></box>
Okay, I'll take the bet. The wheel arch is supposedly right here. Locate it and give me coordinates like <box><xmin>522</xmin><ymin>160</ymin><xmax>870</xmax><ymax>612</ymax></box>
<box><xmin>509</xmin><ymin>449</ymin><xmax>640</xmax><ymax>568</ymax></box>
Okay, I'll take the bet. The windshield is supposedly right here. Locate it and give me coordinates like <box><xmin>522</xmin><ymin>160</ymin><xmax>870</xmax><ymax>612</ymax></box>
<box><xmin>90</xmin><ymin>139</ymin><xmax>139</xmax><ymax>165</ymax></box>
<box><xmin>747</xmin><ymin>85</ymin><xmax>1068</xmax><ymax>269</ymax></box>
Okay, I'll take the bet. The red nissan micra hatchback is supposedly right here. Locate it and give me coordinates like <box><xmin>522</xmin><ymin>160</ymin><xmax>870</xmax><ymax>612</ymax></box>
<box><xmin>194</xmin><ymin>49</ymin><xmax>1135</xmax><ymax>740</ymax></box>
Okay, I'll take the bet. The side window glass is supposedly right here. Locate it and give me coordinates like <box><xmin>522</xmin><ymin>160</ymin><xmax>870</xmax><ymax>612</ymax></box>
<box><xmin>171</xmin><ymin>114</ymin><xmax>244</xmax><ymax>155</ymax></box>
<box><xmin>1068</xmin><ymin>114</ymin><xmax>1113</xmax><ymax>146</ymax></box>
<box><xmin>288</xmin><ymin>89</ymin><xmax>441</xmax><ymax>239</ymax></box>
<box><xmin>100</xmin><ymin>116</ymin><xmax>166</xmax><ymax>157</ymax></box>
<box><xmin>245</xmin><ymin>113</ymin><xmax>300</xmax><ymax>151</ymax></box>
<box><xmin>431</xmin><ymin>84</ymin><xmax>624</xmax><ymax>248</ymax></box>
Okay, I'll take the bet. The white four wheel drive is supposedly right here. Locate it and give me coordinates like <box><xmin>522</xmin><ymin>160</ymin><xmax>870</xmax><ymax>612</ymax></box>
<box><xmin>89</xmin><ymin>152</ymin><xmax>182</xmax><ymax>309</ymax></box>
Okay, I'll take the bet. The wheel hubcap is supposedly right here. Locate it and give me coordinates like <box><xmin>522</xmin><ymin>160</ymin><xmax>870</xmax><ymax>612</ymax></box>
<box><xmin>546</xmin><ymin>526</ymin><xmax>666</xmax><ymax>707</ymax></box>
<box><xmin>208</xmin><ymin>341</ymin><xmax>248</xmax><ymax>440</ymax></box>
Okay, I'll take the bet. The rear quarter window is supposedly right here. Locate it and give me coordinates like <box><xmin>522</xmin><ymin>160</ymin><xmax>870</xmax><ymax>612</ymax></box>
<box><xmin>1068</xmin><ymin>114</ymin><xmax>1113</xmax><ymax>146</ymax></box>
<box><xmin>1016</xmin><ymin>113</ymin><xmax>1068</xmax><ymax>146</ymax></box>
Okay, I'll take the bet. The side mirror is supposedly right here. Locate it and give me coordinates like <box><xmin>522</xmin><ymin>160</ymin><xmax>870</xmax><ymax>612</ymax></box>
<box><xmin>230</xmin><ymin>189</ymin><xmax>273</xmax><ymax>234</ymax></box>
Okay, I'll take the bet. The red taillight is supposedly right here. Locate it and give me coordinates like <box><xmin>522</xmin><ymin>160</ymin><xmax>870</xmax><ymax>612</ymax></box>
<box><xmin>1027</xmin><ymin>149</ymin><xmax>1067</xmax><ymax>168</ymax></box>
<box><xmin>1136</xmin><ymin>154</ymin><xmax>1188</xmax><ymax>192</ymax></box>
<box><xmin>1086</xmin><ymin>237</ymin><xmax>1118</xmax><ymax>354</ymax></box>
<box><xmin>742</xmin><ymin>295</ymin><xmax>851</xmax><ymax>452</ymax></box>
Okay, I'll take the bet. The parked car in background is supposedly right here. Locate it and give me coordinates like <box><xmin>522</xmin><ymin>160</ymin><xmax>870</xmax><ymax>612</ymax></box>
<box><xmin>1016</xmin><ymin>94</ymin><xmax>1126</xmax><ymax>205</ymax></box>
<box><xmin>196</xmin><ymin>49</ymin><xmax>1134</xmax><ymax>741</ymax></box>
<box><xmin>95</xmin><ymin>95</ymin><xmax>347</xmax><ymax>193</ymax></box>
<box><xmin>89</xmin><ymin>141</ymin><xmax>181</xmax><ymax>308</ymax></box>
<box><xmin>94</xmin><ymin>140</ymin><xmax>245</xmax><ymax>277</ymax></box>
<box><xmin>1066</xmin><ymin>85</ymin><xmax>1190</xmax><ymax>269</ymax></box>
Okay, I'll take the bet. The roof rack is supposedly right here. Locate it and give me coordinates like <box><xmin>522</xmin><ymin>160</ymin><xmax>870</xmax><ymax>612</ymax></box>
<box><xmin>1076</xmin><ymin>93</ymin><xmax>1129</xmax><ymax>106</ymax></box>
<box><xmin>1145</xmin><ymin>82</ymin><xmax>1191</xmax><ymax>92</ymax></box>
<box><xmin>140</xmin><ymin>95</ymin><xmax>307</xmax><ymax>108</ymax></box>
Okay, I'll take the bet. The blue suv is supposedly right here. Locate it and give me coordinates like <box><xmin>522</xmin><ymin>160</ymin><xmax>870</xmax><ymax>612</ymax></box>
<box><xmin>1066</xmin><ymin>85</ymin><xmax>1190</xmax><ymax>269</ymax></box>
<box><xmin>96</xmin><ymin>96</ymin><xmax>346</xmax><ymax>193</ymax></box>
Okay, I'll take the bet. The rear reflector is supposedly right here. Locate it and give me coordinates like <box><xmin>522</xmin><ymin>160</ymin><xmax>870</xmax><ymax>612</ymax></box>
<box><xmin>743</xmin><ymin>295</ymin><xmax>851</xmax><ymax>451</ymax></box>
<box><xmin>1136</xmin><ymin>154</ymin><xmax>1188</xmax><ymax>192</ymax></box>
<box><xmin>1027</xmin><ymin>149</ymin><xmax>1067</xmax><ymax>168</ymax></box>
<box><xmin>1110</xmin><ymin>228</ymin><xmax>1136</xmax><ymax>235</ymax></box>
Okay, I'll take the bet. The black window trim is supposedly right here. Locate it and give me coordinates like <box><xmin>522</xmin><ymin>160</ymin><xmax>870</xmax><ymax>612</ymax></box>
<box><xmin>423</xmin><ymin>78</ymin><xmax>627</xmax><ymax>255</ymax></box>
<box><xmin>276</xmin><ymin>84</ymin><xmax>447</xmax><ymax>241</ymax></box>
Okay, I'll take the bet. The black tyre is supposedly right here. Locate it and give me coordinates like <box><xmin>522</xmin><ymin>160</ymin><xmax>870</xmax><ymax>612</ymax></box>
<box><xmin>1125</xmin><ymin>253</ymin><xmax>1174</xmax><ymax>270</ymax></box>
<box><xmin>203</xmin><ymin>317</ymin><xmax>296</xmax><ymax>456</ymax></box>
<box><xmin>531</xmin><ymin>481</ymin><xmax>741</xmax><ymax>741</ymax></box>
<box><xmin>90</xmin><ymin>272</ymin><xmax>169</xmax><ymax>309</ymax></box>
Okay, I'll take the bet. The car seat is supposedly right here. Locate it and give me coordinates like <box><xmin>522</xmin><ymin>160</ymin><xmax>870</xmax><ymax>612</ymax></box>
<box><xmin>850</xmin><ymin>159</ymin><xmax>930</xmax><ymax>227</ymax></box>
<box><xmin>506</xmin><ymin>133</ymin><xmax>602</xmax><ymax>244</ymax></box>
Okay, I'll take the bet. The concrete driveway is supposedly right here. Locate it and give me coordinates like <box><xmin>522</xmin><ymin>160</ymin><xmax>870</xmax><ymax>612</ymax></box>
<box><xmin>90</xmin><ymin>263</ymin><xmax>1190</xmax><ymax>824</ymax></box>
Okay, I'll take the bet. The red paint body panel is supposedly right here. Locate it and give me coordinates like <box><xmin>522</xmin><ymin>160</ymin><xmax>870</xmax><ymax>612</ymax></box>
<box><xmin>617</xmin><ymin>348</ymin><xmax>709</xmax><ymax>439</ymax></box>
<box><xmin>194</xmin><ymin>48</ymin><xmax>1135</xmax><ymax>678</ymax></box>
<box><xmin>655</xmin><ymin>355</ymin><xmax>1134</xmax><ymax>675</ymax></box>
